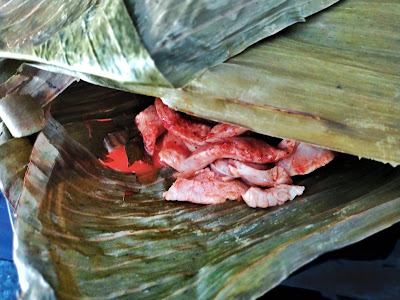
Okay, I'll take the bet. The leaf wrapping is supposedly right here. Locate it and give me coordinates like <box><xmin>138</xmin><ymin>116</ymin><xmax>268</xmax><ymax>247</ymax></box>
<box><xmin>11</xmin><ymin>83</ymin><xmax>400</xmax><ymax>299</ymax></box>
<box><xmin>0</xmin><ymin>0</ymin><xmax>339</xmax><ymax>87</ymax></box>
<box><xmin>123</xmin><ymin>0</ymin><xmax>400</xmax><ymax>165</ymax></box>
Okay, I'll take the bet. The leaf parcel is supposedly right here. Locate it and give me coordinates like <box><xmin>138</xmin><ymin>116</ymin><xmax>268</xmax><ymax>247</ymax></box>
<box><xmin>12</xmin><ymin>82</ymin><xmax>400</xmax><ymax>299</ymax></box>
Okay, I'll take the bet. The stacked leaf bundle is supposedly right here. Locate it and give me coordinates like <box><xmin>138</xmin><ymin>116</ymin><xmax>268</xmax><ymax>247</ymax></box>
<box><xmin>0</xmin><ymin>0</ymin><xmax>399</xmax><ymax>299</ymax></box>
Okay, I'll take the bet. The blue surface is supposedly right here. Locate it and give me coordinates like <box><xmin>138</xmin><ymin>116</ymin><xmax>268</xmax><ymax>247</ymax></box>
<box><xmin>0</xmin><ymin>193</ymin><xmax>14</xmax><ymax>261</ymax></box>
<box><xmin>1</xmin><ymin>193</ymin><xmax>20</xmax><ymax>299</ymax></box>
<box><xmin>0</xmin><ymin>260</ymin><xmax>19</xmax><ymax>300</ymax></box>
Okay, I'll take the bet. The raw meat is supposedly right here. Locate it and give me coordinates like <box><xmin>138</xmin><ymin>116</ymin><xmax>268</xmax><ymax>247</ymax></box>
<box><xmin>178</xmin><ymin>137</ymin><xmax>289</xmax><ymax>173</ymax></box>
<box><xmin>277</xmin><ymin>140</ymin><xmax>335</xmax><ymax>176</ymax></box>
<box><xmin>155</xmin><ymin>98</ymin><xmax>210</xmax><ymax>146</ymax></box>
<box><xmin>211</xmin><ymin>159</ymin><xmax>292</xmax><ymax>187</ymax></box>
<box><xmin>158</xmin><ymin>132</ymin><xmax>191</xmax><ymax>171</ymax></box>
<box><xmin>155</xmin><ymin>98</ymin><xmax>247</xmax><ymax>150</ymax></box>
<box><xmin>132</xmin><ymin>100</ymin><xmax>338</xmax><ymax>209</ymax></box>
<box><xmin>164</xmin><ymin>168</ymin><xmax>248</xmax><ymax>204</ymax></box>
<box><xmin>135</xmin><ymin>105</ymin><xmax>165</xmax><ymax>155</ymax></box>
<box><xmin>205</xmin><ymin>123</ymin><xmax>248</xmax><ymax>143</ymax></box>
<box><xmin>243</xmin><ymin>184</ymin><xmax>305</xmax><ymax>208</ymax></box>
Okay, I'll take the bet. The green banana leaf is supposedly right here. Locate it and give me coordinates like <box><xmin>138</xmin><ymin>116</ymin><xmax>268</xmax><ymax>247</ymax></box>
<box><xmin>111</xmin><ymin>0</ymin><xmax>400</xmax><ymax>166</ymax></box>
<box><xmin>1</xmin><ymin>0</ymin><xmax>399</xmax><ymax>298</ymax></box>
<box><xmin>0</xmin><ymin>62</ymin><xmax>75</xmax><ymax>208</ymax></box>
<box><xmin>0</xmin><ymin>63</ymin><xmax>76</xmax><ymax>137</ymax></box>
<box><xmin>8</xmin><ymin>81</ymin><xmax>400</xmax><ymax>299</ymax></box>
<box><xmin>24</xmin><ymin>0</ymin><xmax>399</xmax><ymax>165</ymax></box>
<box><xmin>0</xmin><ymin>0</ymin><xmax>339</xmax><ymax>87</ymax></box>
<box><xmin>0</xmin><ymin>137</ymin><xmax>32</xmax><ymax>208</ymax></box>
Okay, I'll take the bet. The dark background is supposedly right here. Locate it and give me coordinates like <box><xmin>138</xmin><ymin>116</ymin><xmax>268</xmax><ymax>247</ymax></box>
<box><xmin>1</xmin><ymin>193</ymin><xmax>399</xmax><ymax>300</ymax></box>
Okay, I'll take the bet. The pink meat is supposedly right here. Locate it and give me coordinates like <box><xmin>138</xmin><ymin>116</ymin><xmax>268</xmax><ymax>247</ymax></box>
<box><xmin>178</xmin><ymin>137</ymin><xmax>289</xmax><ymax>173</ymax></box>
<box><xmin>175</xmin><ymin>167</ymin><xmax>227</xmax><ymax>181</ymax></box>
<box><xmin>155</xmin><ymin>98</ymin><xmax>210</xmax><ymax>146</ymax></box>
<box><xmin>205</xmin><ymin>123</ymin><xmax>248</xmax><ymax>143</ymax></box>
<box><xmin>277</xmin><ymin>139</ymin><xmax>298</xmax><ymax>155</ymax></box>
<box><xmin>155</xmin><ymin>98</ymin><xmax>247</xmax><ymax>150</ymax></box>
<box><xmin>158</xmin><ymin>132</ymin><xmax>191</xmax><ymax>171</ymax></box>
<box><xmin>243</xmin><ymin>184</ymin><xmax>305</xmax><ymax>208</ymax></box>
<box><xmin>211</xmin><ymin>159</ymin><xmax>292</xmax><ymax>187</ymax></box>
<box><xmin>276</xmin><ymin>140</ymin><xmax>335</xmax><ymax>176</ymax></box>
<box><xmin>135</xmin><ymin>105</ymin><xmax>165</xmax><ymax>156</ymax></box>
<box><xmin>164</xmin><ymin>168</ymin><xmax>248</xmax><ymax>204</ymax></box>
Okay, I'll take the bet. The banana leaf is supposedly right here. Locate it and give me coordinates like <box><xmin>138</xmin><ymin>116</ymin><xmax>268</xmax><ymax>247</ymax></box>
<box><xmin>0</xmin><ymin>120</ymin><xmax>12</xmax><ymax>144</ymax></box>
<box><xmin>23</xmin><ymin>0</ymin><xmax>399</xmax><ymax>165</ymax></box>
<box><xmin>0</xmin><ymin>63</ymin><xmax>75</xmax><ymax>137</ymax></box>
<box><xmin>1</xmin><ymin>0</ymin><xmax>399</xmax><ymax>298</ymax></box>
<box><xmin>8</xmin><ymin>81</ymin><xmax>400</xmax><ymax>299</ymax></box>
<box><xmin>0</xmin><ymin>0</ymin><xmax>339</xmax><ymax>87</ymax></box>
<box><xmin>0</xmin><ymin>59</ymin><xmax>23</xmax><ymax>84</ymax></box>
<box><xmin>0</xmin><ymin>62</ymin><xmax>75</xmax><ymax>208</ymax></box>
<box><xmin>0</xmin><ymin>137</ymin><xmax>32</xmax><ymax>208</ymax></box>
<box><xmin>102</xmin><ymin>0</ymin><xmax>398</xmax><ymax>166</ymax></box>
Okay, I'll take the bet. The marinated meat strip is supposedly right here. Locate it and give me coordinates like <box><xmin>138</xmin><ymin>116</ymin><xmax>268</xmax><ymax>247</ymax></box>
<box><xmin>177</xmin><ymin>167</ymin><xmax>228</xmax><ymax>181</ymax></box>
<box><xmin>164</xmin><ymin>168</ymin><xmax>248</xmax><ymax>204</ymax></box>
<box><xmin>205</xmin><ymin>123</ymin><xmax>248</xmax><ymax>143</ymax></box>
<box><xmin>158</xmin><ymin>132</ymin><xmax>191</xmax><ymax>171</ymax></box>
<box><xmin>239</xmin><ymin>162</ymin><xmax>272</xmax><ymax>170</ymax></box>
<box><xmin>276</xmin><ymin>140</ymin><xmax>335</xmax><ymax>176</ymax></box>
<box><xmin>155</xmin><ymin>98</ymin><xmax>247</xmax><ymax>150</ymax></box>
<box><xmin>183</xmin><ymin>140</ymin><xmax>203</xmax><ymax>152</ymax></box>
<box><xmin>243</xmin><ymin>184</ymin><xmax>305</xmax><ymax>208</ymax></box>
<box><xmin>211</xmin><ymin>159</ymin><xmax>292</xmax><ymax>187</ymax></box>
<box><xmin>132</xmin><ymin>100</ymin><xmax>337</xmax><ymax>208</ymax></box>
<box><xmin>155</xmin><ymin>98</ymin><xmax>211</xmax><ymax>147</ymax></box>
<box><xmin>178</xmin><ymin>137</ymin><xmax>289</xmax><ymax>173</ymax></box>
<box><xmin>277</xmin><ymin>139</ymin><xmax>298</xmax><ymax>155</ymax></box>
<box><xmin>135</xmin><ymin>105</ymin><xmax>165</xmax><ymax>155</ymax></box>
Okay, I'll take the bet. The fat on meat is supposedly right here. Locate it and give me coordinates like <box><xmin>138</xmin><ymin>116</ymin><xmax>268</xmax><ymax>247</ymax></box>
<box><xmin>206</xmin><ymin>123</ymin><xmax>248</xmax><ymax>143</ymax></box>
<box><xmin>178</xmin><ymin>137</ymin><xmax>289</xmax><ymax>173</ymax></box>
<box><xmin>277</xmin><ymin>139</ymin><xmax>298</xmax><ymax>155</ymax></box>
<box><xmin>135</xmin><ymin>105</ymin><xmax>165</xmax><ymax>156</ymax></box>
<box><xmin>155</xmin><ymin>98</ymin><xmax>247</xmax><ymax>150</ymax></box>
<box><xmin>211</xmin><ymin>159</ymin><xmax>292</xmax><ymax>187</ymax></box>
<box><xmin>243</xmin><ymin>184</ymin><xmax>305</xmax><ymax>208</ymax></box>
<box><xmin>158</xmin><ymin>132</ymin><xmax>191</xmax><ymax>171</ymax></box>
<box><xmin>174</xmin><ymin>166</ymin><xmax>227</xmax><ymax>181</ymax></box>
<box><xmin>276</xmin><ymin>140</ymin><xmax>335</xmax><ymax>176</ymax></box>
<box><xmin>164</xmin><ymin>168</ymin><xmax>248</xmax><ymax>204</ymax></box>
<box><xmin>155</xmin><ymin>98</ymin><xmax>211</xmax><ymax>146</ymax></box>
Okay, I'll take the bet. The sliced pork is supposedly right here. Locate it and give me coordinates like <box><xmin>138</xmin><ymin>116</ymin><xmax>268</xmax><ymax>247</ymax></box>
<box><xmin>155</xmin><ymin>98</ymin><xmax>211</xmax><ymax>147</ymax></box>
<box><xmin>135</xmin><ymin>105</ymin><xmax>165</xmax><ymax>156</ymax></box>
<box><xmin>243</xmin><ymin>184</ymin><xmax>305</xmax><ymax>208</ymax></box>
<box><xmin>132</xmin><ymin>99</ymin><xmax>338</xmax><ymax>209</ymax></box>
<box><xmin>211</xmin><ymin>159</ymin><xmax>292</xmax><ymax>187</ymax></box>
<box><xmin>174</xmin><ymin>166</ymin><xmax>227</xmax><ymax>181</ymax></box>
<box><xmin>158</xmin><ymin>132</ymin><xmax>191</xmax><ymax>171</ymax></box>
<box><xmin>205</xmin><ymin>123</ymin><xmax>248</xmax><ymax>143</ymax></box>
<box><xmin>155</xmin><ymin>98</ymin><xmax>247</xmax><ymax>150</ymax></box>
<box><xmin>277</xmin><ymin>140</ymin><xmax>335</xmax><ymax>176</ymax></box>
<box><xmin>178</xmin><ymin>137</ymin><xmax>289</xmax><ymax>173</ymax></box>
<box><xmin>164</xmin><ymin>168</ymin><xmax>248</xmax><ymax>204</ymax></box>
<box><xmin>277</xmin><ymin>139</ymin><xmax>298</xmax><ymax>155</ymax></box>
